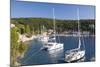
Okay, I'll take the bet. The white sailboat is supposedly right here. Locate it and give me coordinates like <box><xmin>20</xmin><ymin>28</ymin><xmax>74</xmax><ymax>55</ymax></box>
<box><xmin>44</xmin><ymin>8</ymin><xmax>63</xmax><ymax>52</ymax></box>
<box><xmin>38</xmin><ymin>25</ymin><xmax>49</xmax><ymax>43</ymax></box>
<box><xmin>39</xmin><ymin>36</ymin><xmax>49</xmax><ymax>43</ymax></box>
<box><xmin>65</xmin><ymin>8</ymin><xmax>85</xmax><ymax>62</ymax></box>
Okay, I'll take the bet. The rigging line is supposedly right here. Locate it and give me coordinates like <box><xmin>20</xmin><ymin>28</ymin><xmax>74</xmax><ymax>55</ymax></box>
<box><xmin>77</xmin><ymin>8</ymin><xmax>81</xmax><ymax>49</ymax></box>
<box><xmin>24</xmin><ymin>43</ymin><xmax>40</xmax><ymax>57</ymax></box>
<box><xmin>22</xmin><ymin>47</ymin><xmax>42</xmax><ymax>64</ymax></box>
<box><xmin>20</xmin><ymin>40</ymin><xmax>45</xmax><ymax>63</ymax></box>
<box><xmin>53</xmin><ymin>8</ymin><xmax>56</xmax><ymax>43</ymax></box>
<box><xmin>21</xmin><ymin>47</ymin><xmax>43</xmax><ymax>64</ymax></box>
<box><xmin>23</xmin><ymin>48</ymin><xmax>37</xmax><ymax>59</ymax></box>
<box><xmin>57</xmin><ymin>32</ymin><xmax>60</xmax><ymax>43</ymax></box>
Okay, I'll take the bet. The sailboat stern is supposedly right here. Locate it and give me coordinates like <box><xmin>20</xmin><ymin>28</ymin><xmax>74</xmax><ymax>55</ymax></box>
<box><xmin>65</xmin><ymin>50</ymin><xmax>85</xmax><ymax>62</ymax></box>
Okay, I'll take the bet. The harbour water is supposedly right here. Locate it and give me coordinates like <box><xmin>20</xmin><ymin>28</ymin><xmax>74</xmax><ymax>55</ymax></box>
<box><xmin>20</xmin><ymin>36</ymin><xmax>95</xmax><ymax>66</ymax></box>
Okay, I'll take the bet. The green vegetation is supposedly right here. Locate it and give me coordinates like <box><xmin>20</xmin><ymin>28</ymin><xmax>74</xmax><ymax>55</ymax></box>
<box><xmin>11</xmin><ymin>17</ymin><xmax>95</xmax><ymax>66</ymax></box>
<box><xmin>11</xmin><ymin>18</ymin><xmax>95</xmax><ymax>34</ymax></box>
<box><xmin>11</xmin><ymin>27</ymin><xmax>19</xmax><ymax>66</ymax></box>
<box><xmin>11</xmin><ymin>25</ymin><xmax>29</xmax><ymax>66</ymax></box>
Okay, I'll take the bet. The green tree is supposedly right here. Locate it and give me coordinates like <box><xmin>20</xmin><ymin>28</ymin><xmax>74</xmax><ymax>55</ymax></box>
<box><xmin>11</xmin><ymin>27</ymin><xmax>19</xmax><ymax>66</ymax></box>
<box><xmin>25</xmin><ymin>25</ymin><xmax>30</xmax><ymax>34</ymax></box>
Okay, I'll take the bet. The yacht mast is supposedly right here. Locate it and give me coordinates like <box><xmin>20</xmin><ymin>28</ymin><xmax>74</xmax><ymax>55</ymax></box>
<box><xmin>77</xmin><ymin>8</ymin><xmax>81</xmax><ymax>49</ymax></box>
<box><xmin>53</xmin><ymin>8</ymin><xmax>56</xmax><ymax>43</ymax></box>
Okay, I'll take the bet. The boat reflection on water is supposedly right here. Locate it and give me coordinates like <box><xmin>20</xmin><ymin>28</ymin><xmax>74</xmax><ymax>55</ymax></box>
<box><xmin>48</xmin><ymin>49</ymin><xmax>63</xmax><ymax>56</ymax></box>
<box><xmin>48</xmin><ymin>49</ymin><xmax>64</xmax><ymax>63</ymax></box>
<box><xmin>47</xmin><ymin>49</ymin><xmax>85</xmax><ymax>63</ymax></box>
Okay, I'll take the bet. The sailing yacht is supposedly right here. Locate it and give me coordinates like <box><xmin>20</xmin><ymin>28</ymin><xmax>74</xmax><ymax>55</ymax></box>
<box><xmin>38</xmin><ymin>25</ymin><xmax>49</xmax><ymax>43</ymax></box>
<box><xmin>43</xmin><ymin>8</ymin><xmax>63</xmax><ymax>52</ymax></box>
<box><xmin>64</xmin><ymin>8</ymin><xmax>85</xmax><ymax>62</ymax></box>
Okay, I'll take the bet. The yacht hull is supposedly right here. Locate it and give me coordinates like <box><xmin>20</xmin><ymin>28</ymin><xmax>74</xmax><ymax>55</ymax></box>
<box><xmin>65</xmin><ymin>50</ymin><xmax>85</xmax><ymax>63</ymax></box>
<box><xmin>44</xmin><ymin>42</ymin><xmax>63</xmax><ymax>53</ymax></box>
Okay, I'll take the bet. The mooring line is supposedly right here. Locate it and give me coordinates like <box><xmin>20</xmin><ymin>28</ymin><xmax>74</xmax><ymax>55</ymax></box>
<box><xmin>21</xmin><ymin>47</ymin><xmax>44</xmax><ymax>65</ymax></box>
